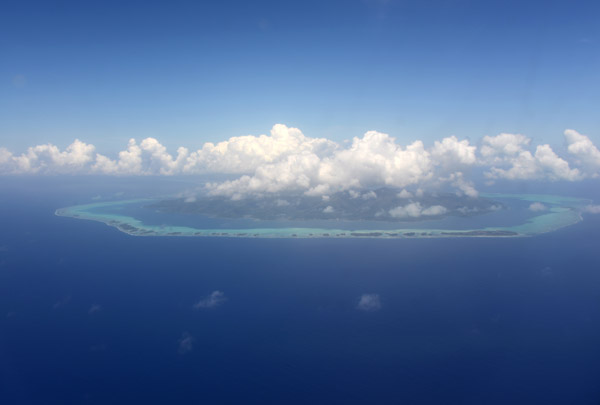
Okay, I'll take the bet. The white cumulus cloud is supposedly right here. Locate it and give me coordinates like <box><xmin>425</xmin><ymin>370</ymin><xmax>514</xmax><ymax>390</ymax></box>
<box><xmin>431</xmin><ymin>135</ymin><xmax>477</xmax><ymax>168</ymax></box>
<box><xmin>183</xmin><ymin>124</ymin><xmax>336</xmax><ymax>174</ymax></box>
<box><xmin>5</xmin><ymin>139</ymin><xmax>96</xmax><ymax>174</ymax></box>
<box><xmin>565</xmin><ymin>129</ymin><xmax>600</xmax><ymax>177</ymax></box>
<box><xmin>482</xmin><ymin>133</ymin><xmax>581</xmax><ymax>181</ymax></box>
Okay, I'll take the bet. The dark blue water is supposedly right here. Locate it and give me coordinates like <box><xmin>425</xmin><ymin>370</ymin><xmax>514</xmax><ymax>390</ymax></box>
<box><xmin>1</xmin><ymin>178</ymin><xmax>600</xmax><ymax>404</ymax></box>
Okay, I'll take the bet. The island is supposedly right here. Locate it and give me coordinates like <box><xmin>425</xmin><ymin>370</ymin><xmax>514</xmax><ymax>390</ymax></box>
<box><xmin>55</xmin><ymin>190</ymin><xmax>588</xmax><ymax>239</ymax></box>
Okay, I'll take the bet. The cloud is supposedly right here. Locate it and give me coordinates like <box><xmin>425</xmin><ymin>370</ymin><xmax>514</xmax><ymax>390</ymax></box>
<box><xmin>397</xmin><ymin>189</ymin><xmax>413</xmax><ymax>198</ymax></box>
<box><xmin>178</xmin><ymin>332</ymin><xmax>194</xmax><ymax>354</ymax></box>
<box><xmin>206</xmin><ymin>130</ymin><xmax>481</xmax><ymax>198</ymax></box>
<box><xmin>565</xmin><ymin>129</ymin><xmax>600</xmax><ymax>177</ymax></box>
<box><xmin>315</xmin><ymin>131</ymin><xmax>434</xmax><ymax>193</ymax></box>
<box><xmin>357</xmin><ymin>294</ymin><xmax>382</xmax><ymax>311</ymax></box>
<box><xmin>480</xmin><ymin>133</ymin><xmax>531</xmax><ymax>160</ymax></box>
<box><xmin>88</xmin><ymin>304</ymin><xmax>102</xmax><ymax>315</ymax></box>
<box><xmin>583</xmin><ymin>205</ymin><xmax>600</xmax><ymax>214</ymax></box>
<box><xmin>184</xmin><ymin>124</ymin><xmax>336</xmax><ymax>174</ymax></box>
<box><xmin>1</xmin><ymin>125</ymin><xmax>599</xmax><ymax>198</ymax></box>
<box><xmin>431</xmin><ymin>135</ymin><xmax>477</xmax><ymax>168</ymax></box>
<box><xmin>362</xmin><ymin>190</ymin><xmax>377</xmax><ymax>199</ymax></box>
<box><xmin>93</xmin><ymin>138</ymin><xmax>188</xmax><ymax>175</ymax></box>
<box><xmin>323</xmin><ymin>205</ymin><xmax>335</xmax><ymax>213</ymax></box>
<box><xmin>422</xmin><ymin>205</ymin><xmax>448</xmax><ymax>216</ymax></box>
<box><xmin>481</xmin><ymin>133</ymin><xmax>581</xmax><ymax>181</ymax></box>
<box><xmin>529</xmin><ymin>202</ymin><xmax>547</xmax><ymax>212</ymax></box>
<box><xmin>389</xmin><ymin>203</ymin><xmax>422</xmax><ymax>218</ymax></box>
<box><xmin>447</xmin><ymin>172</ymin><xmax>478</xmax><ymax>198</ymax></box>
<box><xmin>350</xmin><ymin>190</ymin><xmax>377</xmax><ymax>199</ymax></box>
<box><xmin>194</xmin><ymin>290</ymin><xmax>227</xmax><ymax>309</ymax></box>
<box><xmin>2</xmin><ymin>140</ymin><xmax>96</xmax><ymax>174</ymax></box>
<box><xmin>389</xmin><ymin>202</ymin><xmax>447</xmax><ymax>218</ymax></box>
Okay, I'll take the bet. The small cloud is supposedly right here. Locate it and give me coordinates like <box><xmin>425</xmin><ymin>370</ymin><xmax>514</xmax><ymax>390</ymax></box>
<box><xmin>357</xmin><ymin>294</ymin><xmax>382</xmax><ymax>311</ymax></box>
<box><xmin>184</xmin><ymin>196</ymin><xmax>197</xmax><ymax>203</ymax></box>
<box><xmin>275</xmin><ymin>199</ymin><xmax>290</xmax><ymax>207</ymax></box>
<box><xmin>389</xmin><ymin>202</ymin><xmax>422</xmax><ymax>218</ymax></box>
<box><xmin>178</xmin><ymin>332</ymin><xmax>194</xmax><ymax>354</ymax></box>
<box><xmin>457</xmin><ymin>206</ymin><xmax>479</xmax><ymax>214</ymax></box>
<box><xmin>88</xmin><ymin>304</ymin><xmax>102</xmax><ymax>315</ymax></box>
<box><xmin>397</xmin><ymin>189</ymin><xmax>413</xmax><ymax>199</ymax></box>
<box><xmin>91</xmin><ymin>195</ymin><xmax>102</xmax><ymax>201</ymax></box>
<box><xmin>194</xmin><ymin>290</ymin><xmax>226</xmax><ymax>309</ymax></box>
<box><xmin>362</xmin><ymin>191</ymin><xmax>377</xmax><ymax>200</ymax></box>
<box><xmin>583</xmin><ymin>204</ymin><xmax>600</xmax><ymax>214</ymax></box>
<box><xmin>323</xmin><ymin>205</ymin><xmax>335</xmax><ymax>213</ymax></box>
<box><xmin>421</xmin><ymin>205</ymin><xmax>447</xmax><ymax>216</ymax></box>
<box><xmin>529</xmin><ymin>202</ymin><xmax>547</xmax><ymax>212</ymax></box>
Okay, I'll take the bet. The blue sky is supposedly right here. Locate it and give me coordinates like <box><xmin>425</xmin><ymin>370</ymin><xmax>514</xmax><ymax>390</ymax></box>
<box><xmin>1</xmin><ymin>0</ymin><xmax>599</xmax><ymax>153</ymax></box>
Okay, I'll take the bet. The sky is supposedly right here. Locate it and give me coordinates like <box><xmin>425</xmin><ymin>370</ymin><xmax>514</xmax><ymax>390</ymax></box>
<box><xmin>2</xmin><ymin>0</ymin><xmax>600</xmax><ymax>154</ymax></box>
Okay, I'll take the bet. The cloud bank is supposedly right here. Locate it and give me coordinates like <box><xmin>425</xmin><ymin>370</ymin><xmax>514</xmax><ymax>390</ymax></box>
<box><xmin>1</xmin><ymin>125</ymin><xmax>598</xmax><ymax>198</ymax></box>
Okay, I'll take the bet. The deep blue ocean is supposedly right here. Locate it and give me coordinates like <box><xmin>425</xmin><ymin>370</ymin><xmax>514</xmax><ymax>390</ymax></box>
<box><xmin>1</xmin><ymin>178</ymin><xmax>600</xmax><ymax>404</ymax></box>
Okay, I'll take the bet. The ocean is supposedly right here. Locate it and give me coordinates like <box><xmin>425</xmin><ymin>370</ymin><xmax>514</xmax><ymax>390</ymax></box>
<box><xmin>1</xmin><ymin>177</ymin><xmax>600</xmax><ymax>404</ymax></box>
